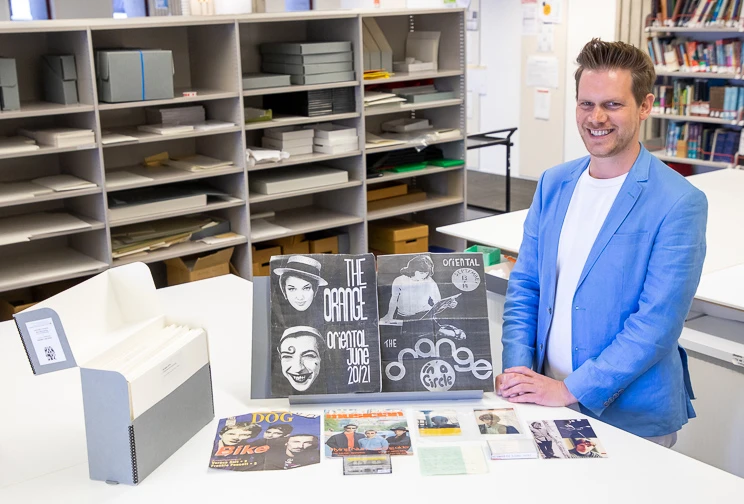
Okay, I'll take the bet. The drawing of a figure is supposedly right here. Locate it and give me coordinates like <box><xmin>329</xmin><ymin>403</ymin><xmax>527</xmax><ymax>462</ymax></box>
<box><xmin>273</xmin><ymin>255</ymin><xmax>328</xmax><ymax>313</ymax></box>
<box><xmin>278</xmin><ymin>326</ymin><xmax>326</xmax><ymax>393</ymax></box>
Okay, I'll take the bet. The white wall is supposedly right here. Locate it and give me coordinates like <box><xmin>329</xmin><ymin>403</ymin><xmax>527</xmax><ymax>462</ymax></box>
<box><xmin>563</xmin><ymin>0</ymin><xmax>619</xmax><ymax>163</ymax></box>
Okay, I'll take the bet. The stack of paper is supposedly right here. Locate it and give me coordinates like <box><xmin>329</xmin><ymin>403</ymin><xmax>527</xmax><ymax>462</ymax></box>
<box><xmin>193</xmin><ymin>120</ymin><xmax>236</xmax><ymax>131</ymax></box>
<box><xmin>164</xmin><ymin>154</ymin><xmax>234</xmax><ymax>172</ymax></box>
<box><xmin>246</xmin><ymin>147</ymin><xmax>290</xmax><ymax>166</ymax></box>
<box><xmin>31</xmin><ymin>175</ymin><xmax>97</xmax><ymax>192</ymax></box>
<box><xmin>262</xmin><ymin>127</ymin><xmax>314</xmax><ymax>156</ymax></box>
<box><xmin>106</xmin><ymin>170</ymin><xmax>155</xmax><ymax>190</ymax></box>
<box><xmin>0</xmin><ymin>211</ymin><xmax>93</xmax><ymax>246</ymax></box>
<box><xmin>19</xmin><ymin>128</ymin><xmax>95</xmax><ymax>148</ymax></box>
<box><xmin>101</xmin><ymin>131</ymin><xmax>138</xmax><ymax>145</ymax></box>
<box><xmin>137</xmin><ymin>124</ymin><xmax>195</xmax><ymax>136</ymax></box>
<box><xmin>250</xmin><ymin>218</ymin><xmax>291</xmax><ymax>240</ymax></box>
<box><xmin>111</xmin><ymin>215</ymin><xmax>231</xmax><ymax>259</ymax></box>
<box><xmin>392</xmin><ymin>84</ymin><xmax>456</xmax><ymax>103</ymax></box>
<box><xmin>310</xmin><ymin>123</ymin><xmax>359</xmax><ymax>155</ymax></box>
<box><xmin>0</xmin><ymin>181</ymin><xmax>53</xmax><ymax>202</ymax></box>
<box><xmin>146</xmin><ymin>105</ymin><xmax>206</xmax><ymax>125</ymax></box>
<box><xmin>364</xmin><ymin>91</ymin><xmax>407</xmax><ymax>108</ymax></box>
<box><xmin>108</xmin><ymin>183</ymin><xmax>233</xmax><ymax>222</ymax></box>
<box><xmin>249</xmin><ymin>164</ymin><xmax>349</xmax><ymax>195</ymax></box>
<box><xmin>0</xmin><ymin>136</ymin><xmax>40</xmax><ymax>154</ymax></box>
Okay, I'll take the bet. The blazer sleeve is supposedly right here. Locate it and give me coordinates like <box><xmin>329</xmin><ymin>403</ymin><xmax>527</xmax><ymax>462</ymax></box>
<box><xmin>501</xmin><ymin>172</ymin><xmax>547</xmax><ymax>370</ymax></box>
<box><xmin>564</xmin><ymin>189</ymin><xmax>708</xmax><ymax>416</ymax></box>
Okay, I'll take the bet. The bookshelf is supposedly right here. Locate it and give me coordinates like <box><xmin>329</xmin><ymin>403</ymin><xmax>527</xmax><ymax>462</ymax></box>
<box><xmin>0</xmin><ymin>8</ymin><xmax>467</xmax><ymax>294</ymax></box>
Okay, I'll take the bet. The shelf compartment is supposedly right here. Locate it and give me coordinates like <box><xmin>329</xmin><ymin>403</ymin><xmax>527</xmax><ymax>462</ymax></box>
<box><xmin>112</xmin><ymin>236</ymin><xmax>247</xmax><ymax>267</ymax></box>
<box><xmin>0</xmin><ymin>144</ymin><xmax>98</xmax><ymax>161</ymax></box>
<box><xmin>363</xmin><ymin>69</ymin><xmax>463</xmax><ymax>86</ymax></box>
<box><xmin>0</xmin><ymin>214</ymin><xmax>104</xmax><ymax>246</ymax></box>
<box><xmin>100</xmin><ymin>125</ymin><xmax>242</xmax><ymax>147</ymax></box>
<box><xmin>0</xmin><ymin>247</ymin><xmax>108</xmax><ymax>293</ymax></box>
<box><xmin>98</xmin><ymin>89</ymin><xmax>240</xmax><ymax>111</ymax></box>
<box><xmin>250</xmin><ymin>207</ymin><xmax>362</xmax><ymax>243</ymax></box>
<box><xmin>0</xmin><ymin>102</ymin><xmax>95</xmax><ymax>121</ymax></box>
<box><xmin>249</xmin><ymin>180</ymin><xmax>363</xmax><ymax>203</ymax></box>
<box><xmin>367</xmin><ymin>164</ymin><xmax>463</xmax><ymax>185</ymax></box>
<box><xmin>244</xmin><ymin>112</ymin><xmax>360</xmax><ymax>131</ymax></box>
<box><xmin>109</xmin><ymin>197</ymin><xmax>245</xmax><ymax>228</ymax></box>
<box><xmin>0</xmin><ymin>186</ymin><xmax>102</xmax><ymax>210</ymax></box>
<box><xmin>365</xmin><ymin>135</ymin><xmax>464</xmax><ymax>154</ymax></box>
<box><xmin>243</xmin><ymin>81</ymin><xmax>358</xmax><ymax>98</ymax></box>
<box><xmin>656</xmin><ymin>70</ymin><xmax>743</xmax><ymax>80</ymax></box>
<box><xmin>650</xmin><ymin>150</ymin><xmax>732</xmax><ymax>169</ymax></box>
<box><xmin>364</xmin><ymin>98</ymin><xmax>463</xmax><ymax>117</ymax></box>
<box><xmin>367</xmin><ymin>194</ymin><xmax>463</xmax><ymax>221</ymax></box>
<box><xmin>105</xmin><ymin>165</ymin><xmax>244</xmax><ymax>193</ymax></box>
<box><xmin>650</xmin><ymin>113</ymin><xmax>741</xmax><ymax>125</ymax></box>
<box><xmin>248</xmin><ymin>150</ymin><xmax>362</xmax><ymax>172</ymax></box>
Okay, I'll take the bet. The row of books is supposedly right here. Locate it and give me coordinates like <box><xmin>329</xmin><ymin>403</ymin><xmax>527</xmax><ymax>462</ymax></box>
<box><xmin>647</xmin><ymin>36</ymin><xmax>743</xmax><ymax>74</ymax></box>
<box><xmin>664</xmin><ymin>121</ymin><xmax>742</xmax><ymax>161</ymax></box>
<box><xmin>653</xmin><ymin>81</ymin><xmax>744</xmax><ymax>119</ymax></box>
<box><xmin>651</xmin><ymin>0</ymin><xmax>744</xmax><ymax>27</ymax></box>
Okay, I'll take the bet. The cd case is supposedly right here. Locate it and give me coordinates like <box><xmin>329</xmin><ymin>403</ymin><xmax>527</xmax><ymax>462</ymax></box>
<box><xmin>343</xmin><ymin>454</ymin><xmax>393</xmax><ymax>475</ymax></box>
<box><xmin>487</xmin><ymin>438</ymin><xmax>539</xmax><ymax>460</ymax></box>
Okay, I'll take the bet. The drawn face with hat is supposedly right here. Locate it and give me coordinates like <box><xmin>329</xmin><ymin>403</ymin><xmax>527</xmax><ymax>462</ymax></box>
<box><xmin>279</xmin><ymin>326</ymin><xmax>325</xmax><ymax>392</ymax></box>
<box><xmin>273</xmin><ymin>256</ymin><xmax>329</xmax><ymax>312</ymax></box>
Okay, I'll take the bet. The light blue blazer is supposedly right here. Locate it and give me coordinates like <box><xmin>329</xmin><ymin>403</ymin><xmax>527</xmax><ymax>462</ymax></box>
<box><xmin>502</xmin><ymin>145</ymin><xmax>707</xmax><ymax>438</ymax></box>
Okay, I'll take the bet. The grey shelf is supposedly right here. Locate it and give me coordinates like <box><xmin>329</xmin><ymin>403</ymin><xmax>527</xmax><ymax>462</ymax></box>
<box><xmin>364</xmin><ymin>98</ymin><xmax>463</xmax><ymax>117</ymax></box>
<box><xmin>0</xmin><ymin>248</ymin><xmax>108</xmax><ymax>293</ymax></box>
<box><xmin>365</xmin><ymin>135</ymin><xmax>464</xmax><ymax>154</ymax></box>
<box><xmin>646</xmin><ymin>25</ymin><xmax>744</xmax><ymax>34</ymax></box>
<box><xmin>112</xmin><ymin>235</ymin><xmax>248</xmax><ymax>267</ymax></box>
<box><xmin>1</xmin><ymin>215</ymin><xmax>106</xmax><ymax>245</ymax></box>
<box><xmin>98</xmin><ymin>89</ymin><xmax>239</xmax><ymax>111</ymax></box>
<box><xmin>367</xmin><ymin>195</ymin><xmax>464</xmax><ymax>221</ymax></box>
<box><xmin>650</xmin><ymin>150</ymin><xmax>732</xmax><ymax>169</ymax></box>
<box><xmin>251</xmin><ymin>207</ymin><xmax>363</xmax><ymax>243</ymax></box>
<box><xmin>249</xmin><ymin>181</ymin><xmax>363</xmax><ymax>203</ymax></box>
<box><xmin>650</xmin><ymin>113</ymin><xmax>741</xmax><ymax>125</ymax></box>
<box><xmin>0</xmin><ymin>144</ymin><xmax>98</xmax><ymax>161</ymax></box>
<box><xmin>363</xmin><ymin>69</ymin><xmax>463</xmax><ymax>85</ymax></box>
<box><xmin>244</xmin><ymin>112</ymin><xmax>360</xmax><ymax>132</ymax></box>
<box><xmin>105</xmin><ymin>166</ymin><xmax>243</xmax><ymax>193</ymax></box>
<box><xmin>655</xmin><ymin>69</ymin><xmax>743</xmax><ymax>79</ymax></box>
<box><xmin>101</xmin><ymin>125</ymin><xmax>242</xmax><ymax>147</ymax></box>
<box><xmin>109</xmin><ymin>197</ymin><xmax>245</xmax><ymax>227</ymax></box>
<box><xmin>367</xmin><ymin>164</ymin><xmax>464</xmax><ymax>185</ymax></box>
<box><xmin>243</xmin><ymin>81</ymin><xmax>358</xmax><ymax>98</ymax></box>
<box><xmin>248</xmin><ymin>150</ymin><xmax>362</xmax><ymax>172</ymax></box>
<box><xmin>0</xmin><ymin>102</ymin><xmax>95</xmax><ymax>120</ymax></box>
<box><xmin>0</xmin><ymin>186</ymin><xmax>102</xmax><ymax>209</ymax></box>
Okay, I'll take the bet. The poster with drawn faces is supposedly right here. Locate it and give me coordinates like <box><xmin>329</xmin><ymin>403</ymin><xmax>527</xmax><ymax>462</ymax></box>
<box><xmin>377</xmin><ymin>253</ymin><xmax>493</xmax><ymax>393</ymax></box>
<box><xmin>270</xmin><ymin>254</ymin><xmax>382</xmax><ymax>396</ymax></box>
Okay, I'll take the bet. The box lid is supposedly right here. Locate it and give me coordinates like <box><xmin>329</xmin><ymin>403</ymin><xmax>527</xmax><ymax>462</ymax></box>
<box><xmin>43</xmin><ymin>54</ymin><xmax>77</xmax><ymax>81</ymax></box>
<box><xmin>369</xmin><ymin>218</ymin><xmax>429</xmax><ymax>242</ymax></box>
<box><xmin>0</xmin><ymin>58</ymin><xmax>18</xmax><ymax>86</ymax></box>
<box><xmin>13</xmin><ymin>263</ymin><xmax>162</xmax><ymax>375</ymax></box>
<box><xmin>166</xmin><ymin>247</ymin><xmax>234</xmax><ymax>273</ymax></box>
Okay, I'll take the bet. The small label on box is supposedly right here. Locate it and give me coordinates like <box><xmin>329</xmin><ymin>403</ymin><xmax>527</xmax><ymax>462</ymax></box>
<box><xmin>26</xmin><ymin>318</ymin><xmax>67</xmax><ymax>366</ymax></box>
<box><xmin>733</xmin><ymin>354</ymin><xmax>744</xmax><ymax>367</ymax></box>
<box><xmin>183</xmin><ymin>91</ymin><xmax>198</xmax><ymax>97</ymax></box>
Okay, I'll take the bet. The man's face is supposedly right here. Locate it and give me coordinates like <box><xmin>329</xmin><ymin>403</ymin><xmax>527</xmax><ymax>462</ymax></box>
<box><xmin>574</xmin><ymin>438</ymin><xmax>595</xmax><ymax>454</ymax></box>
<box><xmin>280</xmin><ymin>334</ymin><xmax>321</xmax><ymax>392</ymax></box>
<box><xmin>264</xmin><ymin>428</ymin><xmax>285</xmax><ymax>439</ymax></box>
<box><xmin>365</xmin><ymin>431</ymin><xmax>377</xmax><ymax>438</ymax></box>
<box><xmin>344</xmin><ymin>425</ymin><xmax>358</xmax><ymax>433</ymax></box>
<box><xmin>576</xmin><ymin>68</ymin><xmax>651</xmax><ymax>159</ymax></box>
<box><xmin>286</xmin><ymin>435</ymin><xmax>314</xmax><ymax>454</ymax></box>
<box><xmin>221</xmin><ymin>427</ymin><xmax>254</xmax><ymax>446</ymax></box>
<box><xmin>394</xmin><ymin>429</ymin><xmax>407</xmax><ymax>436</ymax></box>
<box><xmin>482</xmin><ymin>416</ymin><xmax>493</xmax><ymax>426</ymax></box>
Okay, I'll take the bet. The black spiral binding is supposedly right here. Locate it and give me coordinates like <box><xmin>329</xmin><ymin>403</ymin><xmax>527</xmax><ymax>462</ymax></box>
<box><xmin>13</xmin><ymin>319</ymin><xmax>37</xmax><ymax>375</ymax></box>
<box><xmin>128</xmin><ymin>425</ymin><xmax>139</xmax><ymax>484</ymax></box>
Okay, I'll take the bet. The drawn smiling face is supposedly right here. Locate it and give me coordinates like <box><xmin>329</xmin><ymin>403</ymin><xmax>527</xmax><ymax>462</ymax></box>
<box><xmin>280</xmin><ymin>335</ymin><xmax>321</xmax><ymax>392</ymax></box>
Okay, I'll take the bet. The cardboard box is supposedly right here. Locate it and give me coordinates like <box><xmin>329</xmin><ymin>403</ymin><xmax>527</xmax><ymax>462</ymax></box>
<box><xmin>367</xmin><ymin>190</ymin><xmax>427</xmax><ymax>212</ymax></box>
<box><xmin>13</xmin><ymin>263</ymin><xmax>214</xmax><ymax>485</ymax></box>
<box><xmin>372</xmin><ymin>236</ymin><xmax>429</xmax><ymax>254</ymax></box>
<box><xmin>96</xmin><ymin>50</ymin><xmax>174</xmax><ymax>103</ymax></box>
<box><xmin>165</xmin><ymin>247</ymin><xmax>234</xmax><ymax>286</ymax></box>
<box><xmin>0</xmin><ymin>58</ymin><xmax>20</xmax><ymax>111</ymax></box>
<box><xmin>252</xmin><ymin>244</ymin><xmax>281</xmax><ymax>265</ymax></box>
<box><xmin>367</xmin><ymin>183</ymin><xmax>408</xmax><ymax>202</ymax></box>
<box><xmin>309</xmin><ymin>235</ymin><xmax>339</xmax><ymax>254</ymax></box>
<box><xmin>0</xmin><ymin>297</ymin><xmax>37</xmax><ymax>321</ymax></box>
<box><xmin>368</xmin><ymin>218</ymin><xmax>429</xmax><ymax>242</ymax></box>
<box><xmin>42</xmin><ymin>54</ymin><xmax>79</xmax><ymax>105</ymax></box>
<box><xmin>253</xmin><ymin>262</ymin><xmax>271</xmax><ymax>276</ymax></box>
<box><xmin>265</xmin><ymin>235</ymin><xmax>309</xmax><ymax>255</ymax></box>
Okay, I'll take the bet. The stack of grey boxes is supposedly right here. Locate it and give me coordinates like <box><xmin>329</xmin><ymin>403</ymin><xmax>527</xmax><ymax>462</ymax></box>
<box><xmin>259</xmin><ymin>41</ymin><xmax>355</xmax><ymax>86</ymax></box>
<box><xmin>0</xmin><ymin>58</ymin><xmax>20</xmax><ymax>111</ymax></box>
<box><xmin>42</xmin><ymin>55</ymin><xmax>79</xmax><ymax>105</ymax></box>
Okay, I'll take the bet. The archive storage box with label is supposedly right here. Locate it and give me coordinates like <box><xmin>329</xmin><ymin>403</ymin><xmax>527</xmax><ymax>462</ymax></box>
<box><xmin>0</xmin><ymin>57</ymin><xmax>20</xmax><ymax>111</ymax></box>
<box><xmin>96</xmin><ymin>50</ymin><xmax>175</xmax><ymax>103</ymax></box>
<box><xmin>12</xmin><ymin>263</ymin><xmax>214</xmax><ymax>485</ymax></box>
<box><xmin>41</xmin><ymin>55</ymin><xmax>79</xmax><ymax>105</ymax></box>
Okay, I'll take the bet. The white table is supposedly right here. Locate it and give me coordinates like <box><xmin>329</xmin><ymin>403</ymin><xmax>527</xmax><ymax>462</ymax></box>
<box><xmin>1</xmin><ymin>275</ymin><xmax>742</xmax><ymax>502</ymax></box>
<box><xmin>437</xmin><ymin>209</ymin><xmax>527</xmax><ymax>255</ymax></box>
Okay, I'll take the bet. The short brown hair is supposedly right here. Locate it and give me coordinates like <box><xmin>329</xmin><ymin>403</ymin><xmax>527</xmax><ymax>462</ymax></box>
<box><xmin>574</xmin><ymin>38</ymin><xmax>655</xmax><ymax>106</ymax></box>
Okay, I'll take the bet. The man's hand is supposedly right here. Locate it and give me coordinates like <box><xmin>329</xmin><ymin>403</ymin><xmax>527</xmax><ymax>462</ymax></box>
<box><xmin>495</xmin><ymin>366</ymin><xmax>578</xmax><ymax>407</ymax></box>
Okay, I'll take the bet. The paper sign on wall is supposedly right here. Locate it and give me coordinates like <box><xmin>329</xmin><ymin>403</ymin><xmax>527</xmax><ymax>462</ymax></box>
<box><xmin>537</xmin><ymin>23</ymin><xmax>554</xmax><ymax>52</ymax></box>
<box><xmin>539</xmin><ymin>0</ymin><xmax>562</xmax><ymax>24</ymax></box>
<box><xmin>526</xmin><ymin>56</ymin><xmax>559</xmax><ymax>88</ymax></box>
<box><xmin>522</xmin><ymin>0</ymin><xmax>538</xmax><ymax>35</ymax></box>
<box><xmin>534</xmin><ymin>88</ymin><xmax>551</xmax><ymax>120</ymax></box>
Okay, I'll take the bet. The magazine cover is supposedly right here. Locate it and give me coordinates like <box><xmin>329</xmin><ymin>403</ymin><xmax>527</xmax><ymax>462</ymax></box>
<box><xmin>417</xmin><ymin>409</ymin><xmax>461</xmax><ymax>436</ymax></box>
<box><xmin>209</xmin><ymin>411</ymin><xmax>321</xmax><ymax>471</ymax></box>
<box><xmin>270</xmin><ymin>253</ymin><xmax>381</xmax><ymax>396</ymax></box>
<box><xmin>376</xmin><ymin>253</ymin><xmax>493</xmax><ymax>392</ymax></box>
<box><xmin>324</xmin><ymin>409</ymin><xmax>413</xmax><ymax>457</ymax></box>
<box><xmin>529</xmin><ymin>419</ymin><xmax>607</xmax><ymax>459</ymax></box>
<box><xmin>474</xmin><ymin>408</ymin><xmax>522</xmax><ymax>435</ymax></box>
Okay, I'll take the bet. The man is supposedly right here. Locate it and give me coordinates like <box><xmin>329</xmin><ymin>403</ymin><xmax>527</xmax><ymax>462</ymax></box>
<box><xmin>478</xmin><ymin>413</ymin><xmax>518</xmax><ymax>435</ymax></box>
<box><xmin>358</xmin><ymin>430</ymin><xmax>389</xmax><ymax>453</ymax></box>
<box><xmin>214</xmin><ymin>422</ymin><xmax>261</xmax><ymax>452</ymax></box>
<box><xmin>252</xmin><ymin>423</ymin><xmax>293</xmax><ymax>448</ymax></box>
<box><xmin>567</xmin><ymin>436</ymin><xmax>603</xmax><ymax>459</ymax></box>
<box><xmin>529</xmin><ymin>422</ymin><xmax>558</xmax><ymax>459</ymax></box>
<box><xmin>496</xmin><ymin>39</ymin><xmax>707</xmax><ymax>448</ymax></box>
<box><xmin>325</xmin><ymin>423</ymin><xmax>364</xmax><ymax>455</ymax></box>
<box><xmin>385</xmin><ymin>426</ymin><xmax>411</xmax><ymax>453</ymax></box>
<box><xmin>263</xmin><ymin>434</ymin><xmax>320</xmax><ymax>470</ymax></box>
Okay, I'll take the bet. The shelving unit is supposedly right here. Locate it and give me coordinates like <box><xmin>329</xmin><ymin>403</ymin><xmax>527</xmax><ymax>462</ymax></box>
<box><xmin>0</xmin><ymin>7</ymin><xmax>467</xmax><ymax>293</ymax></box>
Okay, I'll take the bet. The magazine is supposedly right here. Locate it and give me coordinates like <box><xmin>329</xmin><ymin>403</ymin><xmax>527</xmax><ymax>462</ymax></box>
<box><xmin>376</xmin><ymin>253</ymin><xmax>493</xmax><ymax>392</ymax></box>
<box><xmin>417</xmin><ymin>409</ymin><xmax>461</xmax><ymax>436</ymax></box>
<box><xmin>474</xmin><ymin>407</ymin><xmax>522</xmax><ymax>435</ymax></box>
<box><xmin>270</xmin><ymin>253</ymin><xmax>381</xmax><ymax>396</ymax></box>
<box><xmin>529</xmin><ymin>419</ymin><xmax>608</xmax><ymax>459</ymax></box>
<box><xmin>324</xmin><ymin>409</ymin><xmax>413</xmax><ymax>457</ymax></box>
<box><xmin>209</xmin><ymin>411</ymin><xmax>321</xmax><ymax>471</ymax></box>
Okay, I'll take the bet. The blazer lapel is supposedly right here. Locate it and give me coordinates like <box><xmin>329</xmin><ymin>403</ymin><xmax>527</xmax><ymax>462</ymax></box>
<box><xmin>575</xmin><ymin>147</ymin><xmax>650</xmax><ymax>291</ymax></box>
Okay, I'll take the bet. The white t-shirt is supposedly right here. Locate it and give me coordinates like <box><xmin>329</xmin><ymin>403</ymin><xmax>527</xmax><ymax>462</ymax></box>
<box><xmin>544</xmin><ymin>167</ymin><xmax>628</xmax><ymax>382</ymax></box>
<box><xmin>392</xmin><ymin>275</ymin><xmax>441</xmax><ymax>317</ymax></box>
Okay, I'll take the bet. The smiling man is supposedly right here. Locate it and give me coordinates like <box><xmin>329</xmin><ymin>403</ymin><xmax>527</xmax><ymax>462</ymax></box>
<box><xmin>495</xmin><ymin>39</ymin><xmax>708</xmax><ymax>448</ymax></box>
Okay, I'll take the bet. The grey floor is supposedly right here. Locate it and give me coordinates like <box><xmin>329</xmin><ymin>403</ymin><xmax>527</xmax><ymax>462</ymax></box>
<box><xmin>466</xmin><ymin>169</ymin><xmax>537</xmax><ymax>219</ymax></box>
